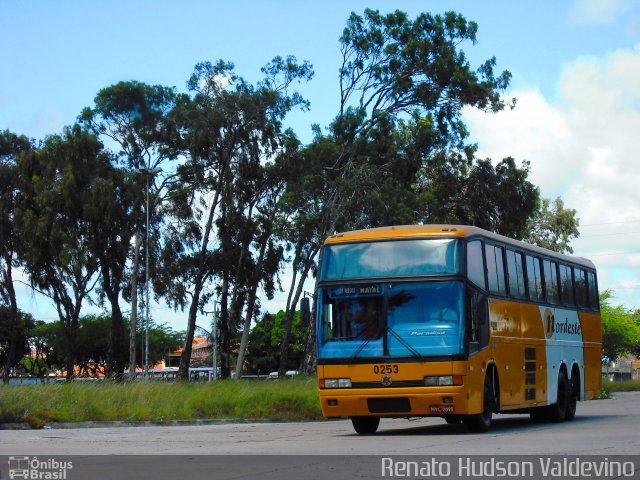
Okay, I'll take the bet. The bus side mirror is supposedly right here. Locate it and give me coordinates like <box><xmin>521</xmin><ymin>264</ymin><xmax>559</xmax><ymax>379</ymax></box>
<box><xmin>300</xmin><ymin>297</ymin><xmax>311</xmax><ymax>327</ymax></box>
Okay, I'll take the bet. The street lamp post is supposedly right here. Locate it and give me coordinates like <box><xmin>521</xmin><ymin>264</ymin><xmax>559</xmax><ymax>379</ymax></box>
<box><xmin>212</xmin><ymin>302</ymin><xmax>219</xmax><ymax>381</ymax></box>
<box><xmin>137</xmin><ymin>165</ymin><xmax>162</xmax><ymax>374</ymax></box>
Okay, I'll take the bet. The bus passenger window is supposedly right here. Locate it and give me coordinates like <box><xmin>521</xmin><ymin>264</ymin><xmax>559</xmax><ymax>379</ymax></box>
<box><xmin>526</xmin><ymin>255</ymin><xmax>543</xmax><ymax>301</ymax></box>
<box><xmin>560</xmin><ymin>264</ymin><xmax>575</xmax><ymax>306</ymax></box>
<box><xmin>543</xmin><ymin>260</ymin><xmax>560</xmax><ymax>304</ymax></box>
<box><xmin>587</xmin><ymin>271</ymin><xmax>599</xmax><ymax>309</ymax></box>
<box><xmin>485</xmin><ymin>244</ymin><xmax>506</xmax><ymax>295</ymax></box>
<box><xmin>575</xmin><ymin>268</ymin><xmax>588</xmax><ymax>308</ymax></box>
<box><xmin>467</xmin><ymin>240</ymin><xmax>486</xmax><ymax>289</ymax></box>
<box><xmin>507</xmin><ymin>250</ymin><xmax>526</xmax><ymax>298</ymax></box>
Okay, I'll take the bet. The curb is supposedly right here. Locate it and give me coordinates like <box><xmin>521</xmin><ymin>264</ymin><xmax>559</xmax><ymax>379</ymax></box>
<box><xmin>0</xmin><ymin>418</ymin><xmax>321</xmax><ymax>430</ymax></box>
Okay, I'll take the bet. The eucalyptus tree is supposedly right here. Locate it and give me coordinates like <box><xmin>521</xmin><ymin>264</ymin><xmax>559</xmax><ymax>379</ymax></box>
<box><xmin>158</xmin><ymin>57</ymin><xmax>313</xmax><ymax>379</ymax></box>
<box><xmin>0</xmin><ymin>130</ymin><xmax>35</xmax><ymax>383</ymax></box>
<box><xmin>14</xmin><ymin>125</ymin><xmax>106</xmax><ymax>378</ymax></box>
<box><xmin>80</xmin><ymin>81</ymin><xmax>181</xmax><ymax>372</ymax></box>
<box><xmin>280</xmin><ymin>9</ymin><xmax>516</xmax><ymax>375</ymax></box>
<box><xmin>84</xmin><ymin>164</ymin><xmax>141</xmax><ymax>377</ymax></box>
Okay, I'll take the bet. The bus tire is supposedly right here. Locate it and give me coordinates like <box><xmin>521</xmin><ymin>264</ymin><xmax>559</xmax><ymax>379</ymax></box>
<box><xmin>547</xmin><ymin>370</ymin><xmax>569</xmax><ymax>423</ymax></box>
<box><xmin>565</xmin><ymin>370</ymin><xmax>579</xmax><ymax>421</ymax></box>
<box><xmin>529</xmin><ymin>408</ymin><xmax>548</xmax><ymax>423</ymax></box>
<box><xmin>464</xmin><ymin>373</ymin><xmax>494</xmax><ymax>433</ymax></box>
<box><xmin>444</xmin><ymin>415</ymin><xmax>463</xmax><ymax>424</ymax></box>
<box><xmin>351</xmin><ymin>416</ymin><xmax>380</xmax><ymax>435</ymax></box>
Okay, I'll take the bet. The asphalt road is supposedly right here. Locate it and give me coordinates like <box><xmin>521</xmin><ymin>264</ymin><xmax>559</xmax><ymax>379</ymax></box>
<box><xmin>1</xmin><ymin>391</ymin><xmax>639</xmax><ymax>456</ymax></box>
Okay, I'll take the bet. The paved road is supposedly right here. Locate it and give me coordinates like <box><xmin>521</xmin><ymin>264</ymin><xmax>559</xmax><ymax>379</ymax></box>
<box><xmin>2</xmin><ymin>392</ymin><xmax>639</xmax><ymax>456</ymax></box>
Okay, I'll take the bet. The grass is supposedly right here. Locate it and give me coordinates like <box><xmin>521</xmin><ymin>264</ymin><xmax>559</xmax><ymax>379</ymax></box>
<box><xmin>605</xmin><ymin>379</ymin><xmax>640</xmax><ymax>393</ymax></box>
<box><xmin>0</xmin><ymin>376</ymin><xmax>323</xmax><ymax>428</ymax></box>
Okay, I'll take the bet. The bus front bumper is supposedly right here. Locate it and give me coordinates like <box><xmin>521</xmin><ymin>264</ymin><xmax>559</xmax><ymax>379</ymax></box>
<box><xmin>319</xmin><ymin>387</ymin><xmax>471</xmax><ymax>418</ymax></box>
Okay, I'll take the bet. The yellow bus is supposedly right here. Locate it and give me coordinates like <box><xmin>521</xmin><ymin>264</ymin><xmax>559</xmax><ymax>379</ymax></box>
<box><xmin>315</xmin><ymin>225</ymin><xmax>601</xmax><ymax>433</ymax></box>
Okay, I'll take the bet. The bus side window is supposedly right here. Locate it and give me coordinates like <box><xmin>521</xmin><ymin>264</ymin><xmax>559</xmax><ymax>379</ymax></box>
<box><xmin>543</xmin><ymin>259</ymin><xmax>560</xmax><ymax>304</ymax></box>
<box><xmin>485</xmin><ymin>244</ymin><xmax>506</xmax><ymax>295</ymax></box>
<box><xmin>560</xmin><ymin>264</ymin><xmax>575</xmax><ymax>306</ymax></box>
<box><xmin>587</xmin><ymin>271</ymin><xmax>599</xmax><ymax>310</ymax></box>
<box><xmin>526</xmin><ymin>255</ymin><xmax>543</xmax><ymax>301</ymax></box>
<box><xmin>506</xmin><ymin>249</ymin><xmax>526</xmax><ymax>298</ymax></box>
<box><xmin>467</xmin><ymin>240</ymin><xmax>486</xmax><ymax>289</ymax></box>
<box><xmin>575</xmin><ymin>268</ymin><xmax>588</xmax><ymax>308</ymax></box>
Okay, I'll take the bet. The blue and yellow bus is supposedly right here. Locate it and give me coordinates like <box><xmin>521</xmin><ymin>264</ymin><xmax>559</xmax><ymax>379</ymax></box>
<box><xmin>315</xmin><ymin>225</ymin><xmax>601</xmax><ymax>433</ymax></box>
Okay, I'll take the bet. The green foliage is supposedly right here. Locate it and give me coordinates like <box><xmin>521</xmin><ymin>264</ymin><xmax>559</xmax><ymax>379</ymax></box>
<box><xmin>597</xmin><ymin>382</ymin><xmax>611</xmax><ymax>399</ymax></box>
<box><xmin>18</xmin><ymin>316</ymin><xmax>182</xmax><ymax>376</ymax></box>
<box><xmin>0</xmin><ymin>308</ymin><xmax>35</xmax><ymax>379</ymax></box>
<box><xmin>247</xmin><ymin>310</ymin><xmax>307</xmax><ymax>374</ymax></box>
<box><xmin>600</xmin><ymin>290</ymin><xmax>640</xmax><ymax>361</ymax></box>
<box><xmin>526</xmin><ymin>197</ymin><xmax>580</xmax><ymax>254</ymax></box>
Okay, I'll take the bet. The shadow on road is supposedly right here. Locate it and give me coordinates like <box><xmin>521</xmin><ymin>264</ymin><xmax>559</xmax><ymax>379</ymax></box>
<box><xmin>337</xmin><ymin>412</ymin><xmax>628</xmax><ymax>437</ymax></box>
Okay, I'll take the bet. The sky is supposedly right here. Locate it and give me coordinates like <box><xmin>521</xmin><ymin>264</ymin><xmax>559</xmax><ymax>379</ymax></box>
<box><xmin>2</xmin><ymin>0</ymin><xmax>640</xmax><ymax>330</ymax></box>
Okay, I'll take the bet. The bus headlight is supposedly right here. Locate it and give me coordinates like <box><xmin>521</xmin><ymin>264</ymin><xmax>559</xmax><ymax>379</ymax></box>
<box><xmin>424</xmin><ymin>376</ymin><xmax>463</xmax><ymax>386</ymax></box>
<box><xmin>322</xmin><ymin>378</ymin><xmax>352</xmax><ymax>389</ymax></box>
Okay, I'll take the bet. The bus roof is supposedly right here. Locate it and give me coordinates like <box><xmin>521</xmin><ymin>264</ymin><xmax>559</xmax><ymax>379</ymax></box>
<box><xmin>325</xmin><ymin>224</ymin><xmax>596</xmax><ymax>270</ymax></box>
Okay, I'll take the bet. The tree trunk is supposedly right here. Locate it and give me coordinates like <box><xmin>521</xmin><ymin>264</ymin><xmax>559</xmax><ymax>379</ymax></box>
<box><xmin>1</xmin><ymin>255</ymin><xmax>19</xmax><ymax>384</ymax></box>
<box><xmin>277</xmin><ymin>248</ymin><xmax>318</xmax><ymax>377</ymax></box>
<box><xmin>177</xmin><ymin>189</ymin><xmax>220</xmax><ymax>381</ymax></box>
<box><xmin>178</xmin><ymin>275</ymin><xmax>203</xmax><ymax>380</ymax></box>
<box><xmin>234</xmin><ymin>228</ymin><xmax>270</xmax><ymax>379</ymax></box>
<box><xmin>219</xmin><ymin>272</ymin><xmax>231</xmax><ymax>378</ymax></box>
<box><xmin>104</xmin><ymin>264</ymin><xmax>126</xmax><ymax>380</ymax></box>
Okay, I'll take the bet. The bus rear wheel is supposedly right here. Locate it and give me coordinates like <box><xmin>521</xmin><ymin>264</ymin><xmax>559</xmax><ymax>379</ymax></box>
<box><xmin>351</xmin><ymin>416</ymin><xmax>380</xmax><ymax>435</ymax></box>
<box><xmin>464</xmin><ymin>373</ymin><xmax>494</xmax><ymax>433</ymax></box>
<box><xmin>547</xmin><ymin>370</ymin><xmax>569</xmax><ymax>423</ymax></box>
<box><xmin>565</xmin><ymin>372</ymin><xmax>579</xmax><ymax>421</ymax></box>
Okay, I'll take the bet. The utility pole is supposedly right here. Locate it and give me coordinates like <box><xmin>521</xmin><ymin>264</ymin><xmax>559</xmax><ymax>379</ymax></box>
<box><xmin>212</xmin><ymin>302</ymin><xmax>219</xmax><ymax>380</ymax></box>
<box><xmin>136</xmin><ymin>165</ymin><xmax>162</xmax><ymax>376</ymax></box>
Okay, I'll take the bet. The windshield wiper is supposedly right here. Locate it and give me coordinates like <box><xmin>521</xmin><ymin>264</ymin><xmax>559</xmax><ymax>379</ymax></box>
<box><xmin>350</xmin><ymin>338</ymin><xmax>371</xmax><ymax>361</ymax></box>
<box><xmin>386</xmin><ymin>326</ymin><xmax>424</xmax><ymax>361</ymax></box>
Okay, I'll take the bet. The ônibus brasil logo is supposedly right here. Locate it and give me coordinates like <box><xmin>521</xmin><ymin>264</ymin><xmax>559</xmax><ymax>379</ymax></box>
<box><xmin>8</xmin><ymin>456</ymin><xmax>73</xmax><ymax>479</ymax></box>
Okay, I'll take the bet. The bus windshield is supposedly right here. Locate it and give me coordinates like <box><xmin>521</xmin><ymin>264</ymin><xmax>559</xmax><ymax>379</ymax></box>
<box><xmin>320</xmin><ymin>239</ymin><xmax>461</xmax><ymax>280</ymax></box>
<box><xmin>317</xmin><ymin>281</ymin><xmax>465</xmax><ymax>359</ymax></box>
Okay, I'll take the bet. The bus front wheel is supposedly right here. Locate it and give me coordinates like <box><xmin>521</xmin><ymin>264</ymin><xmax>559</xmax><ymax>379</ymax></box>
<box><xmin>351</xmin><ymin>416</ymin><xmax>380</xmax><ymax>435</ymax></box>
<box><xmin>464</xmin><ymin>373</ymin><xmax>495</xmax><ymax>433</ymax></box>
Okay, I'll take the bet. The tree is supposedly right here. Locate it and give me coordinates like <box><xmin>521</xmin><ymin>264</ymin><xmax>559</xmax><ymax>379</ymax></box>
<box><xmin>526</xmin><ymin>197</ymin><xmax>580</xmax><ymax>254</ymax></box>
<box><xmin>157</xmin><ymin>57</ymin><xmax>312</xmax><ymax>380</ymax></box>
<box><xmin>600</xmin><ymin>290</ymin><xmax>640</xmax><ymax>362</ymax></box>
<box><xmin>15</xmin><ymin>125</ymin><xmax>104</xmax><ymax>379</ymax></box>
<box><xmin>19</xmin><ymin>320</ymin><xmax>60</xmax><ymax>378</ymax></box>
<box><xmin>281</xmin><ymin>8</ymin><xmax>516</xmax><ymax>375</ymax></box>
<box><xmin>0</xmin><ymin>130</ymin><xmax>35</xmax><ymax>383</ymax></box>
<box><xmin>80</xmin><ymin>81</ymin><xmax>180</xmax><ymax>373</ymax></box>
<box><xmin>246</xmin><ymin>310</ymin><xmax>308</xmax><ymax>375</ymax></box>
<box><xmin>85</xmin><ymin>164</ymin><xmax>140</xmax><ymax>378</ymax></box>
<box><xmin>0</xmin><ymin>307</ymin><xmax>35</xmax><ymax>381</ymax></box>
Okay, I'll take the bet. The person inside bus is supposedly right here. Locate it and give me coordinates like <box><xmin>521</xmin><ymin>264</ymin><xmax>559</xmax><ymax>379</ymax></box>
<box><xmin>349</xmin><ymin>299</ymin><xmax>381</xmax><ymax>339</ymax></box>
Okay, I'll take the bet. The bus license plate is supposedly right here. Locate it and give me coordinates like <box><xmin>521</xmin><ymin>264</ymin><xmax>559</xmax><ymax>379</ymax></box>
<box><xmin>430</xmin><ymin>405</ymin><xmax>454</xmax><ymax>414</ymax></box>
